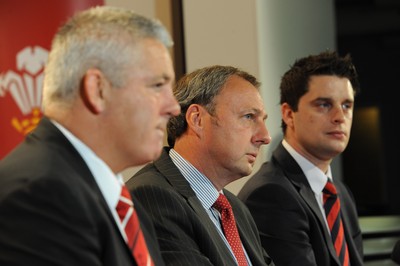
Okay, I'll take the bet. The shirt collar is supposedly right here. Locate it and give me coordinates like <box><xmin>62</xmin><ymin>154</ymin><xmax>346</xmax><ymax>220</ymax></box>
<box><xmin>282</xmin><ymin>139</ymin><xmax>329</xmax><ymax>194</ymax></box>
<box><xmin>51</xmin><ymin>120</ymin><xmax>122</xmax><ymax>209</ymax></box>
<box><xmin>169</xmin><ymin>148</ymin><xmax>220</xmax><ymax>209</ymax></box>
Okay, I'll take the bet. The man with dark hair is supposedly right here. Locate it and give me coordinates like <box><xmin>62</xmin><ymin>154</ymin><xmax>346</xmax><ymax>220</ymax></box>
<box><xmin>238</xmin><ymin>51</ymin><xmax>364</xmax><ymax>266</ymax></box>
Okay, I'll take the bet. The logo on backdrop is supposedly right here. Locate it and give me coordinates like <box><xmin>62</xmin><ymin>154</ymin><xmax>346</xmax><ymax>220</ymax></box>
<box><xmin>0</xmin><ymin>46</ymin><xmax>48</xmax><ymax>135</ymax></box>
<box><xmin>0</xmin><ymin>0</ymin><xmax>104</xmax><ymax>159</ymax></box>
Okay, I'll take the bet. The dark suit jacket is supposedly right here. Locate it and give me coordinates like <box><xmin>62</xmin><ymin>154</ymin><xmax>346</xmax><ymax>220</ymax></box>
<box><xmin>0</xmin><ymin>117</ymin><xmax>164</xmax><ymax>266</ymax></box>
<box><xmin>126</xmin><ymin>147</ymin><xmax>274</xmax><ymax>266</ymax></box>
<box><xmin>238</xmin><ymin>143</ymin><xmax>364</xmax><ymax>266</ymax></box>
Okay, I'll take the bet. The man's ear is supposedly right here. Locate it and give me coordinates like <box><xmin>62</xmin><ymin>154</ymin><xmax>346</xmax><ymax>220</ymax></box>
<box><xmin>281</xmin><ymin>102</ymin><xmax>294</xmax><ymax>128</ymax></box>
<box><xmin>186</xmin><ymin>104</ymin><xmax>203</xmax><ymax>134</ymax></box>
<box><xmin>82</xmin><ymin>68</ymin><xmax>107</xmax><ymax>114</ymax></box>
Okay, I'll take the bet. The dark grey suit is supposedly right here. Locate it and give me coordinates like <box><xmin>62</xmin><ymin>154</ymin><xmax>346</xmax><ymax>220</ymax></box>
<box><xmin>126</xmin><ymin>147</ymin><xmax>274</xmax><ymax>266</ymax></box>
<box><xmin>238</xmin><ymin>143</ymin><xmax>364</xmax><ymax>266</ymax></box>
<box><xmin>0</xmin><ymin>117</ymin><xmax>164</xmax><ymax>266</ymax></box>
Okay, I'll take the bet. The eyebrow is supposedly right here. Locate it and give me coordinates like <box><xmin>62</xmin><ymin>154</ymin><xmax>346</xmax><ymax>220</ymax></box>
<box><xmin>149</xmin><ymin>72</ymin><xmax>172</xmax><ymax>82</ymax></box>
<box><xmin>250</xmin><ymin>108</ymin><xmax>268</xmax><ymax>120</ymax></box>
<box><xmin>313</xmin><ymin>97</ymin><xmax>354</xmax><ymax>103</ymax></box>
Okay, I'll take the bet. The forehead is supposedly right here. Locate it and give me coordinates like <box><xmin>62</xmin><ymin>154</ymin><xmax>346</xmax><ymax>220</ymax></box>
<box><xmin>215</xmin><ymin>75</ymin><xmax>265</xmax><ymax>111</ymax></box>
<box><xmin>130</xmin><ymin>38</ymin><xmax>174</xmax><ymax>79</ymax></box>
<box><xmin>306</xmin><ymin>75</ymin><xmax>354</xmax><ymax>98</ymax></box>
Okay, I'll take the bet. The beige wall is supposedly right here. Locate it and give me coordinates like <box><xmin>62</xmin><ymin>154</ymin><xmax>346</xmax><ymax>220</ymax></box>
<box><xmin>104</xmin><ymin>0</ymin><xmax>154</xmax><ymax>16</ymax></box>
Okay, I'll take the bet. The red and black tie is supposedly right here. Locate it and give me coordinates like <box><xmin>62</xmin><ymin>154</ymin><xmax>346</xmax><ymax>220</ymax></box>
<box><xmin>116</xmin><ymin>185</ymin><xmax>154</xmax><ymax>266</ymax></box>
<box><xmin>323</xmin><ymin>179</ymin><xmax>350</xmax><ymax>266</ymax></box>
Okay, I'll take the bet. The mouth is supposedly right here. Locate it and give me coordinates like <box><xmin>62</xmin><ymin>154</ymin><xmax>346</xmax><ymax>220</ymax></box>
<box><xmin>327</xmin><ymin>130</ymin><xmax>346</xmax><ymax>139</ymax></box>
<box><xmin>246</xmin><ymin>153</ymin><xmax>257</xmax><ymax>163</ymax></box>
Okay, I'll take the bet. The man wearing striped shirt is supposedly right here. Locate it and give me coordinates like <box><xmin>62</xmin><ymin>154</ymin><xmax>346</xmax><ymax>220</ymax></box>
<box><xmin>127</xmin><ymin>65</ymin><xmax>274</xmax><ymax>266</ymax></box>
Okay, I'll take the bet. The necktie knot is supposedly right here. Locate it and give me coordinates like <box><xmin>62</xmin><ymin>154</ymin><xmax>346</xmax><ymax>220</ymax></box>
<box><xmin>116</xmin><ymin>186</ymin><xmax>134</xmax><ymax>224</ymax></box>
<box><xmin>213</xmin><ymin>193</ymin><xmax>231</xmax><ymax>212</ymax></box>
<box><xmin>323</xmin><ymin>179</ymin><xmax>337</xmax><ymax>196</ymax></box>
<box><xmin>120</xmin><ymin>185</ymin><xmax>132</xmax><ymax>201</ymax></box>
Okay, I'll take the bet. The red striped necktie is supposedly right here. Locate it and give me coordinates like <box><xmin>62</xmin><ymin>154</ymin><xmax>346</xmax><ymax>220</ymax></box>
<box><xmin>323</xmin><ymin>179</ymin><xmax>350</xmax><ymax>266</ymax></box>
<box><xmin>213</xmin><ymin>193</ymin><xmax>248</xmax><ymax>266</ymax></box>
<box><xmin>116</xmin><ymin>185</ymin><xmax>154</xmax><ymax>266</ymax></box>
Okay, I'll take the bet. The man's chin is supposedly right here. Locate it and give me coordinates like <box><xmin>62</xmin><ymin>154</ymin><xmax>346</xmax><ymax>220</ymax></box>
<box><xmin>240</xmin><ymin>167</ymin><xmax>253</xmax><ymax>179</ymax></box>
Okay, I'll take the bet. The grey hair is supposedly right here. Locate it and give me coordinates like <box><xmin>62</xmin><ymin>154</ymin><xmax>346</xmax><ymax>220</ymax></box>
<box><xmin>42</xmin><ymin>6</ymin><xmax>173</xmax><ymax>109</ymax></box>
<box><xmin>167</xmin><ymin>65</ymin><xmax>260</xmax><ymax>146</ymax></box>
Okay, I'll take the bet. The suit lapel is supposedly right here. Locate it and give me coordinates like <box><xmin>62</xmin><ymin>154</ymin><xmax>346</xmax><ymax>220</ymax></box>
<box><xmin>273</xmin><ymin>143</ymin><xmax>340</xmax><ymax>263</ymax></box>
<box><xmin>153</xmin><ymin>148</ymin><xmax>196</xmax><ymax>198</ymax></box>
<box><xmin>153</xmin><ymin>148</ymin><xmax>237</xmax><ymax>264</ymax></box>
<box><xmin>35</xmin><ymin>117</ymin><xmax>134</xmax><ymax>260</ymax></box>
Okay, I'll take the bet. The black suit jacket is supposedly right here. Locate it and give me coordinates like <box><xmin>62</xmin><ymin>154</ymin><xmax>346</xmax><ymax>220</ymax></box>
<box><xmin>126</xmin><ymin>147</ymin><xmax>274</xmax><ymax>266</ymax></box>
<box><xmin>238</xmin><ymin>143</ymin><xmax>364</xmax><ymax>266</ymax></box>
<box><xmin>0</xmin><ymin>117</ymin><xmax>164</xmax><ymax>266</ymax></box>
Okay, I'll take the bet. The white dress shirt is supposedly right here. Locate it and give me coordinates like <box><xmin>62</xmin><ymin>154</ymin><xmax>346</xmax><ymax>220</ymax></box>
<box><xmin>51</xmin><ymin>120</ymin><xmax>127</xmax><ymax>240</ymax></box>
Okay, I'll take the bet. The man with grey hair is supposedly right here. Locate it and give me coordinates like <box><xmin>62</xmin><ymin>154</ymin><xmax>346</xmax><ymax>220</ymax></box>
<box><xmin>0</xmin><ymin>6</ymin><xmax>180</xmax><ymax>266</ymax></box>
<box><xmin>128</xmin><ymin>65</ymin><xmax>274</xmax><ymax>265</ymax></box>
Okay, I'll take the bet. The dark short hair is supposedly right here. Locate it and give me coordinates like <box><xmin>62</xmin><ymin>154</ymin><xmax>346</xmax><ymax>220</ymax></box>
<box><xmin>280</xmin><ymin>50</ymin><xmax>360</xmax><ymax>132</ymax></box>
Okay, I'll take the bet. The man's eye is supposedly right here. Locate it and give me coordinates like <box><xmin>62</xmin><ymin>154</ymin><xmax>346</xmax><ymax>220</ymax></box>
<box><xmin>153</xmin><ymin>82</ymin><xmax>165</xmax><ymax>90</ymax></box>
<box><xmin>319</xmin><ymin>102</ymin><xmax>331</xmax><ymax>108</ymax></box>
<box><xmin>342</xmin><ymin>103</ymin><xmax>352</xmax><ymax>110</ymax></box>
